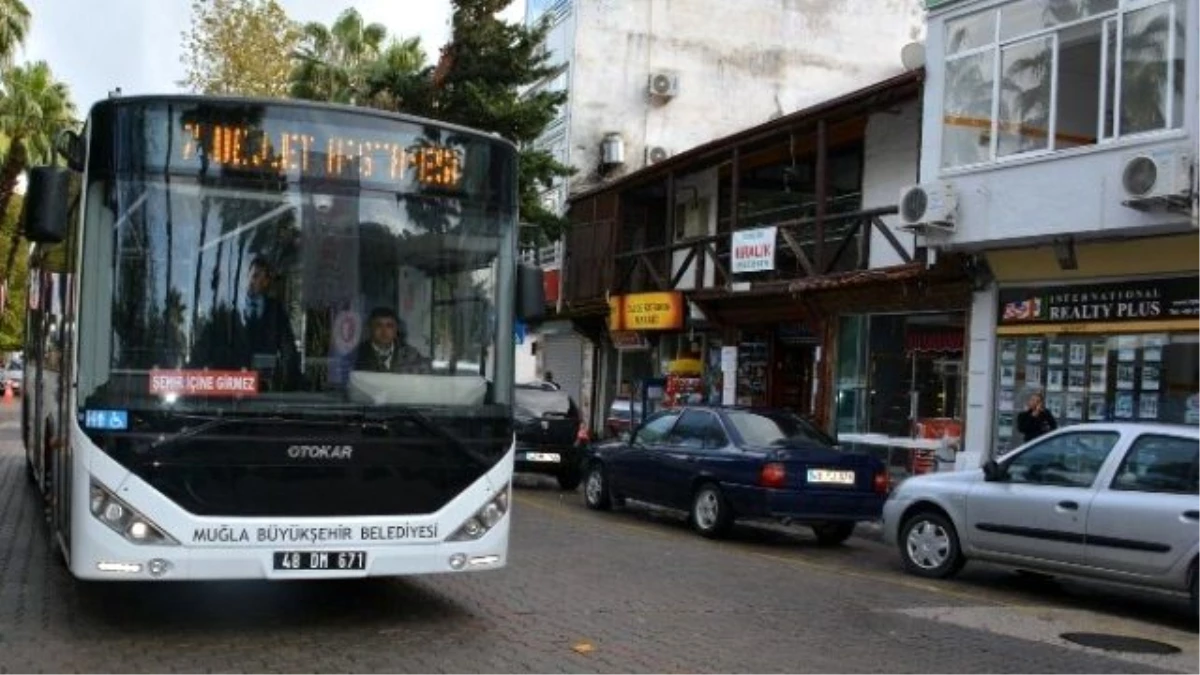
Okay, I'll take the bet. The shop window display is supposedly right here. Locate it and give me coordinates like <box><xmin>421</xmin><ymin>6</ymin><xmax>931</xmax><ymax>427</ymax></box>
<box><xmin>993</xmin><ymin>332</ymin><xmax>1199</xmax><ymax>453</ymax></box>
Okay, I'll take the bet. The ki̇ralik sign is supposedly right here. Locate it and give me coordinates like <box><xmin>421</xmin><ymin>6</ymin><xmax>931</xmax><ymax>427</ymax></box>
<box><xmin>998</xmin><ymin>276</ymin><xmax>1200</xmax><ymax>325</ymax></box>
<box><xmin>731</xmin><ymin>226</ymin><xmax>777</xmax><ymax>274</ymax></box>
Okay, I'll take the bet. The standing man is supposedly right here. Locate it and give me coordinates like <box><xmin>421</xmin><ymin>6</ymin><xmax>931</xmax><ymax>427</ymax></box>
<box><xmin>1017</xmin><ymin>391</ymin><xmax>1057</xmax><ymax>444</ymax></box>
<box><xmin>354</xmin><ymin>307</ymin><xmax>433</xmax><ymax>374</ymax></box>
<box><xmin>191</xmin><ymin>255</ymin><xmax>302</xmax><ymax>389</ymax></box>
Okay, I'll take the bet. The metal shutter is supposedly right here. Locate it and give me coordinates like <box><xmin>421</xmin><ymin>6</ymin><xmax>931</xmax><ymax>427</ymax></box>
<box><xmin>540</xmin><ymin>333</ymin><xmax>585</xmax><ymax>405</ymax></box>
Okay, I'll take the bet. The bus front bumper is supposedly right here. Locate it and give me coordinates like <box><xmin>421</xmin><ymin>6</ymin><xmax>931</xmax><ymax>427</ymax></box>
<box><xmin>70</xmin><ymin>518</ymin><xmax>511</xmax><ymax>581</ymax></box>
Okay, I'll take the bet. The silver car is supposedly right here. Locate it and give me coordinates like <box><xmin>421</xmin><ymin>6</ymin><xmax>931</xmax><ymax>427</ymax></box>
<box><xmin>882</xmin><ymin>423</ymin><xmax>1199</xmax><ymax>613</ymax></box>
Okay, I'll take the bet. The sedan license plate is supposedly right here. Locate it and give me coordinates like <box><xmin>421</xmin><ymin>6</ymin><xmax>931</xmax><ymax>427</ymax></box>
<box><xmin>273</xmin><ymin>551</ymin><xmax>366</xmax><ymax>571</ymax></box>
<box><xmin>523</xmin><ymin>452</ymin><xmax>561</xmax><ymax>463</ymax></box>
<box><xmin>807</xmin><ymin>468</ymin><xmax>856</xmax><ymax>485</ymax></box>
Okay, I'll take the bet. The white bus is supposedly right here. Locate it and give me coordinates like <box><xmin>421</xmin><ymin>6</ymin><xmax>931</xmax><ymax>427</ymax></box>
<box><xmin>20</xmin><ymin>95</ymin><xmax>545</xmax><ymax>580</ymax></box>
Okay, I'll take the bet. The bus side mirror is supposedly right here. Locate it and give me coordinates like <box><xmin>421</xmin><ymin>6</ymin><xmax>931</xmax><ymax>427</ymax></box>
<box><xmin>21</xmin><ymin>166</ymin><xmax>72</xmax><ymax>244</ymax></box>
<box><xmin>517</xmin><ymin>263</ymin><xmax>545</xmax><ymax>322</ymax></box>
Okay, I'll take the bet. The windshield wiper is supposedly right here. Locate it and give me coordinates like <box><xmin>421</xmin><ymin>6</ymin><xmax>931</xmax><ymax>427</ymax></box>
<box><xmin>147</xmin><ymin>411</ymin><xmax>349</xmax><ymax>451</ymax></box>
<box><xmin>368</xmin><ymin>407</ymin><xmax>492</xmax><ymax>469</ymax></box>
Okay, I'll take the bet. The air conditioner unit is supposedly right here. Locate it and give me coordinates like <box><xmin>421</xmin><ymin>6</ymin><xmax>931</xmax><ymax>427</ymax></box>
<box><xmin>1120</xmin><ymin>149</ymin><xmax>1193</xmax><ymax>213</ymax></box>
<box><xmin>647</xmin><ymin>71</ymin><xmax>678</xmax><ymax>99</ymax></box>
<box><xmin>645</xmin><ymin>146</ymin><xmax>670</xmax><ymax>165</ymax></box>
<box><xmin>897</xmin><ymin>182</ymin><xmax>957</xmax><ymax>235</ymax></box>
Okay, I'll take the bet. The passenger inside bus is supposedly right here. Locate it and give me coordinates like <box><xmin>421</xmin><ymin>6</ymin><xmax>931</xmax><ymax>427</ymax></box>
<box><xmin>352</xmin><ymin>307</ymin><xmax>432</xmax><ymax>375</ymax></box>
<box><xmin>189</xmin><ymin>255</ymin><xmax>303</xmax><ymax>389</ymax></box>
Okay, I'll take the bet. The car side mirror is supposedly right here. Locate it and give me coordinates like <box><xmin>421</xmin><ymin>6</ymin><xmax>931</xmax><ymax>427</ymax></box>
<box><xmin>516</xmin><ymin>263</ymin><xmax>546</xmax><ymax>322</ymax></box>
<box><xmin>21</xmin><ymin>166</ymin><xmax>72</xmax><ymax>244</ymax></box>
<box><xmin>982</xmin><ymin>459</ymin><xmax>1005</xmax><ymax>482</ymax></box>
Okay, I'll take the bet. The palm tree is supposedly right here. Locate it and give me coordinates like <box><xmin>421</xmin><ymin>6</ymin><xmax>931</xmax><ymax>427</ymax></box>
<box><xmin>0</xmin><ymin>60</ymin><xmax>75</xmax><ymax>287</ymax></box>
<box><xmin>363</xmin><ymin>37</ymin><xmax>428</xmax><ymax>110</ymax></box>
<box><xmin>0</xmin><ymin>0</ymin><xmax>30</xmax><ymax>67</ymax></box>
<box><xmin>289</xmin><ymin>8</ymin><xmax>389</xmax><ymax>104</ymax></box>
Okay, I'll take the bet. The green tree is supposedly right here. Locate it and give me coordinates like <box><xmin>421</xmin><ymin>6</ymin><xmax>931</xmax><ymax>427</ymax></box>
<box><xmin>0</xmin><ymin>0</ymin><xmax>29</xmax><ymax>67</ymax></box>
<box><xmin>395</xmin><ymin>0</ymin><xmax>573</xmax><ymax>244</ymax></box>
<box><xmin>179</xmin><ymin>0</ymin><xmax>301</xmax><ymax>97</ymax></box>
<box><xmin>290</xmin><ymin>8</ymin><xmax>397</xmax><ymax>104</ymax></box>
<box><xmin>0</xmin><ymin>60</ymin><xmax>75</xmax><ymax>290</ymax></box>
<box><xmin>0</xmin><ymin>192</ymin><xmax>25</xmax><ymax>349</ymax></box>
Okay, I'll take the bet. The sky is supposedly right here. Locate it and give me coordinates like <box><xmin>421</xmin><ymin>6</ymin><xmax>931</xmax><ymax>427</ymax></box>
<box><xmin>24</xmin><ymin>0</ymin><xmax>527</xmax><ymax>116</ymax></box>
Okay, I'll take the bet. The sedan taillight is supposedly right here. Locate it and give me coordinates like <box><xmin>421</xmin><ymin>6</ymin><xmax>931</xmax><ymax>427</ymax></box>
<box><xmin>576</xmin><ymin>422</ymin><xmax>590</xmax><ymax>443</ymax></box>
<box><xmin>760</xmin><ymin>462</ymin><xmax>787</xmax><ymax>488</ymax></box>
<box><xmin>873</xmin><ymin>470</ymin><xmax>890</xmax><ymax>495</ymax></box>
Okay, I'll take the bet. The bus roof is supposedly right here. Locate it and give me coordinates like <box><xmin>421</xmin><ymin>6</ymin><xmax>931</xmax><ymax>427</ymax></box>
<box><xmin>84</xmin><ymin>94</ymin><xmax>518</xmax><ymax>152</ymax></box>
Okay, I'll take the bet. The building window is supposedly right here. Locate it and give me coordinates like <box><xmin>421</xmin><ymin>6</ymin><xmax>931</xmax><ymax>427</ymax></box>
<box><xmin>940</xmin><ymin>0</ymin><xmax>1188</xmax><ymax>169</ymax></box>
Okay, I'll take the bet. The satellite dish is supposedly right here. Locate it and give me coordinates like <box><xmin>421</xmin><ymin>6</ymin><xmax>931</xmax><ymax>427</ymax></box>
<box><xmin>901</xmin><ymin>42</ymin><xmax>925</xmax><ymax>71</ymax></box>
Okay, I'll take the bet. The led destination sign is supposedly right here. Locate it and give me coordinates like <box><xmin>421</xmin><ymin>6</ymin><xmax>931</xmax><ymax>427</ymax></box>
<box><xmin>178</xmin><ymin>121</ymin><xmax>464</xmax><ymax>190</ymax></box>
<box><xmin>110</xmin><ymin>102</ymin><xmax>480</xmax><ymax>192</ymax></box>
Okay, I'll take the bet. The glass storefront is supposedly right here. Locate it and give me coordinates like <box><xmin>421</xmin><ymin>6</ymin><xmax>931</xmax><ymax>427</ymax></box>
<box><xmin>834</xmin><ymin>312</ymin><xmax>967</xmax><ymax>436</ymax></box>
<box><xmin>993</xmin><ymin>276</ymin><xmax>1200</xmax><ymax>453</ymax></box>
<box><xmin>993</xmin><ymin>331</ymin><xmax>1199</xmax><ymax>452</ymax></box>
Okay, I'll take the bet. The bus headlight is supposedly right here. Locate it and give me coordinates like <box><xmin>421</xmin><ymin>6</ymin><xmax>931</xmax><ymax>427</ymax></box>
<box><xmin>89</xmin><ymin>479</ymin><xmax>178</xmax><ymax>546</ymax></box>
<box><xmin>447</xmin><ymin>482</ymin><xmax>510</xmax><ymax>542</ymax></box>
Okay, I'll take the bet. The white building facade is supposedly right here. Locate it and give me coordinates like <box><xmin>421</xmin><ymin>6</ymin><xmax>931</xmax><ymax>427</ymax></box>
<box><xmin>520</xmin><ymin>0</ymin><xmax>931</xmax><ymax>425</ymax></box>
<box><xmin>909</xmin><ymin>0</ymin><xmax>1199</xmax><ymax>470</ymax></box>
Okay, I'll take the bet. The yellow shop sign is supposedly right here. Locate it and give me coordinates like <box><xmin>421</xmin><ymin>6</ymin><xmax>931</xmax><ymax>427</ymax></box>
<box><xmin>608</xmin><ymin>292</ymin><xmax>684</xmax><ymax>331</ymax></box>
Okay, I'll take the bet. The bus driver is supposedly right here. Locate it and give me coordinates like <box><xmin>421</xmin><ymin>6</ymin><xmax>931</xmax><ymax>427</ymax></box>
<box><xmin>353</xmin><ymin>307</ymin><xmax>433</xmax><ymax>375</ymax></box>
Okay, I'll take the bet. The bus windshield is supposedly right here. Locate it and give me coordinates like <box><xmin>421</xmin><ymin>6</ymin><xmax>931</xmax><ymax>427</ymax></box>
<box><xmin>75</xmin><ymin>100</ymin><xmax>518</xmax><ymax>416</ymax></box>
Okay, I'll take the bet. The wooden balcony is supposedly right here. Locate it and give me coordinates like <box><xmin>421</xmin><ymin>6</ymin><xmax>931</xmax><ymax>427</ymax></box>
<box><xmin>559</xmin><ymin>204</ymin><xmax>917</xmax><ymax>316</ymax></box>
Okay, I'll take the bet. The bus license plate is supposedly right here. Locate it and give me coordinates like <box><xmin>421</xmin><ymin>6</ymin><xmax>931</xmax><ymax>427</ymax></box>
<box><xmin>273</xmin><ymin>551</ymin><xmax>366</xmax><ymax>571</ymax></box>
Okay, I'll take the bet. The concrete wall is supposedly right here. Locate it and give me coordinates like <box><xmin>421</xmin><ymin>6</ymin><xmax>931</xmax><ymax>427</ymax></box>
<box><xmin>920</xmin><ymin>0</ymin><xmax>1199</xmax><ymax>249</ymax></box>
<box><xmin>862</xmin><ymin>98</ymin><xmax>922</xmax><ymax>269</ymax></box>
<box><xmin>563</xmin><ymin>0</ymin><xmax>927</xmax><ymax>194</ymax></box>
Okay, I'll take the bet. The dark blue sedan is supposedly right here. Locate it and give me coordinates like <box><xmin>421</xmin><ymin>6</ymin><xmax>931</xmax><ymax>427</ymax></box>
<box><xmin>581</xmin><ymin>406</ymin><xmax>890</xmax><ymax>544</ymax></box>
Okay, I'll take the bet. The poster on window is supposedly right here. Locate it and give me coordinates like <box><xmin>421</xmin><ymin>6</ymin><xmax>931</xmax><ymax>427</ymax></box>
<box><xmin>1116</xmin><ymin>364</ymin><xmax>1136</xmax><ymax>390</ymax></box>
<box><xmin>1114</xmin><ymin>392</ymin><xmax>1135</xmax><ymax>419</ymax></box>
<box><xmin>1025</xmin><ymin>339</ymin><xmax>1044</xmax><ymax>363</ymax></box>
<box><xmin>998</xmin><ymin>387</ymin><xmax>1015</xmax><ymax>412</ymax></box>
<box><xmin>1068</xmin><ymin>343</ymin><xmax>1087</xmax><ymax>366</ymax></box>
<box><xmin>1067</xmin><ymin>369</ymin><xmax>1087</xmax><ymax>393</ymax></box>
<box><xmin>1143</xmin><ymin>334</ymin><xmax>1166</xmax><ymax>362</ymax></box>
<box><xmin>1117</xmin><ymin>335</ymin><xmax>1138</xmax><ymax>362</ymax></box>
<box><xmin>1000</xmin><ymin>339</ymin><xmax>1018</xmax><ymax>363</ymax></box>
<box><xmin>1089</xmin><ymin>365</ymin><xmax>1107</xmax><ymax>392</ymax></box>
<box><xmin>1087</xmin><ymin>395</ymin><xmax>1106</xmax><ymax>421</ymax></box>
<box><xmin>1090</xmin><ymin>340</ymin><xmax>1108</xmax><ymax>364</ymax></box>
<box><xmin>1141</xmin><ymin>365</ymin><xmax>1160</xmax><ymax>391</ymax></box>
<box><xmin>1047</xmin><ymin>342</ymin><xmax>1065</xmax><ymax>366</ymax></box>
<box><xmin>1047</xmin><ymin>369</ymin><xmax>1064</xmax><ymax>392</ymax></box>
<box><xmin>1046</xmin><ymin>394</ymin><xmax>1065</xmax><ymax>419</ymax></box>
<box><xmin>1025</xmin><ymin>365</ymin><xmax>1042</xmax><ymax>388</ymax></box>
<box><xmin>1000</xmin><ymin>364</ymin><xmax>1016</xmax><ymax>387</ymax></box>
<box><xmin>1138</xmin><ymin>394</ymin><xmax>1159</xmax><ymax>420</ymax></box>
<box><xmin>1066</xmin><ymin>394</ymin><xmax>1084</xmax><ymax>420</ymax></box>
<box><xmin>997</xmin><ymin>413</ymin><xmax>1014</xmax><ymax>439</ymax></box>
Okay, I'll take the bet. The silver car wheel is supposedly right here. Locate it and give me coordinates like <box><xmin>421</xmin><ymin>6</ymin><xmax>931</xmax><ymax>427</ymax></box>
<box><xmin>694</xmin><ymin>489</ymin><xmax>720</xmax><ymax>530</ymax></box>
<box><xmin>585</xmin><ymin>468</ymin><xmax>603</xmax><ymax>505</ymax></box>
<box><xmin>906</xmin><ymin>519</ymin><xmax>951</xmax><ymax>570</ymax></box>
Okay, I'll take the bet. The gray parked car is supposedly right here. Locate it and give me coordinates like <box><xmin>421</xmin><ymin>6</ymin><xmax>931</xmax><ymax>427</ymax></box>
<box><xmin>882</xmin><ymin>423</ymin><xmax>1199</xmax><ymax>614</ymax></box>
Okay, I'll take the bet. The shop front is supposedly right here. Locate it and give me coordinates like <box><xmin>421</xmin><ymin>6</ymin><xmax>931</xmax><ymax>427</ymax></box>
<box><xmin>832</xmin><ymin>310</ymin><xmax>968</xmax><ymax>479</ymax></box>
<box><xmin>991</xmin><ymin>275</ymin><xmax>1200</xmax><ymax>453</ymax></box>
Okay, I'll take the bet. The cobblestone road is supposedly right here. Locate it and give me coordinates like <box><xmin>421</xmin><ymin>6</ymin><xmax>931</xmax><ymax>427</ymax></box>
<box><xmin>0</xmin><ymin>413</ymin><xmax>1194</xmax><ymax>673</ymax></box>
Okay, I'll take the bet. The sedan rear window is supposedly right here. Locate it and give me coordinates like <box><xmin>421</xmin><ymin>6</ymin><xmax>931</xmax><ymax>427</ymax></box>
<box><xmin>514</xmin><ymin>387</ymin><xmax>577</xmax><ymax>418</ymax></box>
<box><xmin>726</xmin><ymin>411</ymin><xmax>835</xmax><ymax>448</ymax></box>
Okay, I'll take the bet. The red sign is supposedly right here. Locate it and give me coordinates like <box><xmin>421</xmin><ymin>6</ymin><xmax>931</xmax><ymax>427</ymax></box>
<box><xmin>543</xmin><ymin>267</ymin><xmax>560</xmax><ymax>304</ymax></box>
<box><xmin>149</xmin><ymin>370</ymin><xmax>260</xmax><ymax>397</ymax></box>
